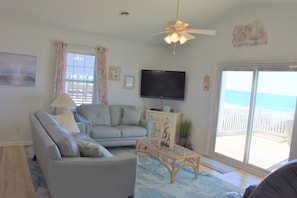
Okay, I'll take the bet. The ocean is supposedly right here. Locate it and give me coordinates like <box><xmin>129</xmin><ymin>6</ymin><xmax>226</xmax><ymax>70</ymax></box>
<box><xmin>224</xmin><ymin>90</ymin><xmax>297</xmax><ymax>112</ymax></box>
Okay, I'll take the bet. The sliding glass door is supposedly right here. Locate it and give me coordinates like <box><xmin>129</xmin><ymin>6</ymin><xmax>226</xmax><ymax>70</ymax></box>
<box><xmin>214</xmin><ymin>64</ymin><xmax>297</xmax><ymax>172</ymax></box>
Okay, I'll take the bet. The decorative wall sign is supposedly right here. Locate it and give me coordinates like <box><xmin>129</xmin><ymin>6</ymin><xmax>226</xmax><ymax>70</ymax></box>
<box><xmin>232</xmin><ymin>19</ymin><xmax>267</xmax><ymax>47</ymax></box>
<box><xmin>109</xmin><ymin>66</ymin><xmax>121</xmax><ymax>81</ymax></box>
<box><xmin>0</xmin><ymin>52</ymin><xmax>37</xmax><ymax>87</ymax></box>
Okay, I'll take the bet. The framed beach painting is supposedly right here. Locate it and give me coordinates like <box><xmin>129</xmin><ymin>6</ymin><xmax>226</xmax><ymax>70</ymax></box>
<box><xmin>0</xmin><ymin>52</ymin><xmax>37</xmax><ymax>87</ymax></box>
<box><xmin>124</xmin><ymin>75</ymin><xmax>135</xmax><ymax>89</ymax></box>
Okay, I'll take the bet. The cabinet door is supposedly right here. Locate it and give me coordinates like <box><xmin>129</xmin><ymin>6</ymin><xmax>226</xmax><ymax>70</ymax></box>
<box><xmin>151</xmin><ymin>120</ymin><xmax>161</xmax><ymax>138</ymax></box>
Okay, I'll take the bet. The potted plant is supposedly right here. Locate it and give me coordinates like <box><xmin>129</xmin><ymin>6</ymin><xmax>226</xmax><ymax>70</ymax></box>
<box><xmin>179</xmin><ymin>119</ymin><xmax>191</xmax><ymax>147</ymax></box>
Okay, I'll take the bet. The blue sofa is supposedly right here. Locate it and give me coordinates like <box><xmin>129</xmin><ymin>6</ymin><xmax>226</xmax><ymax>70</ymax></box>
<box><xmin>75</xmin><ymin>104</ymin><xmax>152</xmax><ymax>147</ymax></box>
<box><xmin>29</xmin><ymin>110</ymin><xmax>137</xmax><ymax>198</ymax></box>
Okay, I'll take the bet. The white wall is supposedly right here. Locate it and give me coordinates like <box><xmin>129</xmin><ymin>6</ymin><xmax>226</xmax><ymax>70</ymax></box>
<box><xmin>1</xmin><ymin>2</ymin><xmax>296</xmax><ymax>149</ymax></box>
<box><xmin>0</xmin><ymin>22</ymin><xmax>172</xmax><ymax>145</ymax></box>
<box><xmin>173</xmin><ymin>2</ymin><xmax>297</xmax><ymax>155</ymax></box>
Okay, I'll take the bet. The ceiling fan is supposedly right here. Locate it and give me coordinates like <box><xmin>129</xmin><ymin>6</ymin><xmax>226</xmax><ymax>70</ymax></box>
<box><xmin>156</xmin><ymin>0</ymin><xmax>216</xmax><ymax>54</ymax></box>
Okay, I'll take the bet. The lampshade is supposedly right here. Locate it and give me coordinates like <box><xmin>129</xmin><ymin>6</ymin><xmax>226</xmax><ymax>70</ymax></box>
<box><xmin>179</xmin><ymin>35</ymin><xmax>188</xmax><ymax>45</ymax></box>
<box><xmin>163</xmin><ymin>32</ymin><xmax>188</xmax><ymax>46</ymax></box>
<box><xmin>51</xmin><ymin>94</ymin><xmax>76</xmax><ymax>108</ymax></box>
<box><xmin>164</xmin><ymin>35</ymin><xmax>172</xmax><ymax>44</ymax></box>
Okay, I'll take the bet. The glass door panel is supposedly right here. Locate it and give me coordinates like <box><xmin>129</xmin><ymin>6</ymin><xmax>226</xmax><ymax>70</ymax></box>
<box><xmin>248</xmin><ymin>71</ymin><xmax>297</xmax><ymax>170</ymax></box>
<box><xmin>214</xmin><ymin>71</ymin><xmax>253</xmax><ymax>162</ymax></box>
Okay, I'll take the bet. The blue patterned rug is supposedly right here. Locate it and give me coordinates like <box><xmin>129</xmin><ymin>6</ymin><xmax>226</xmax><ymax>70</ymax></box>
<box><xmin>25</xmin><ymin>146</ymin><xmax>243</xmax><ymax>198</ymax></box>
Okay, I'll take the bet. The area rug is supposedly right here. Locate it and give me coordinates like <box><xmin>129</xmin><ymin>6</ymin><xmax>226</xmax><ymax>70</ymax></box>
<box><xmin>25</xmin><ymin>146</ymin><xmax>243</xmax><ymax>198</ymax></box>
<box><xmin>200</xmin><ymin>156</ymin><xmax>237</xmax><ymax>174</ymax></box>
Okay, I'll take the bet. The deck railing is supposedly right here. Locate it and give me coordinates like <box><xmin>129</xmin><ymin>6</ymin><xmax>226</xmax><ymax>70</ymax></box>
<box><xmin>219</xmin><ymin>108</ymin><xmax>295</xmax><ymax>137</ymax></box>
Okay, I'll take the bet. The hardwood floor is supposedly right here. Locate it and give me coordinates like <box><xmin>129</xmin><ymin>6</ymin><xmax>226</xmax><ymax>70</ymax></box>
<box><xmin>0</xmin><ymin>145</ymin><xmax>35</xmax><ymax>198</ymax></box>
<box><xmin>0</xmin><ymin>145</ymin><xmax>263</xmax><ymax>198</ymax></box>
<box><xmin>200</xmin><ymin>165</ymin><xmax>263</xmax><ymax>190</ymax></box>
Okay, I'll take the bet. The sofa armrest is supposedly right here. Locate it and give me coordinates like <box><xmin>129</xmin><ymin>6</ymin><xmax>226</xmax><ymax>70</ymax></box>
<box><xmin>73</xmin><ymin>113</ymin><xmax>92</xmax><ymax>135</ymax></box>
<box><xmin>140</xmin><ymin>119</ymin><xmax>153</xmax><ymax>138</ymax></box>
<box><xmin>50</xmin><ymin>155</ymin><xmax>137</xmax><ymax>198</ymax></box>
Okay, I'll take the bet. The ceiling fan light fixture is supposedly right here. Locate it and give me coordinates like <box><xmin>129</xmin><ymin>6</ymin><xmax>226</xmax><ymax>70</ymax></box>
<box><xmin>179</xmin><ymin>35</ymin><xmax>187</xmax><ymax>45</ymax></box>
<box><xmin>155</xmin><ymin>0</ymin><xmax>216</xmax><ymax>54</ymax></box>
<box><xmin>164</xmin><ymin>35</ymin><xmax>172</xmax><ymax>44</ymax></box>
<box><xmin>170</xmin><ymin>32</ymin><xmax>179</xmax><ymax>43</ymax></box>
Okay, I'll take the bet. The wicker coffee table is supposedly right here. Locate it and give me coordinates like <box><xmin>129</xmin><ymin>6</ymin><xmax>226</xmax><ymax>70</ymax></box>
<box><xmin>135</xmin><ymin>138</ymin><xmax>200</xmax><ymax>183</ymax></box>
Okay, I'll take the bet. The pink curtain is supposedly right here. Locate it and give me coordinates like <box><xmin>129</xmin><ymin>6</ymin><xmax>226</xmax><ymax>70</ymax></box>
<box><xmin>94</xmin><ymin>47</ymin><xmax>108</xmax><ymax>104</ymax></box>
<box><xmin>54</xmin><ymin>42</ymin><xmax>108</xmax><ymax>105</ymax></box>
<box><xmin>53</xmin><ymin>41</ymin><xmax>67</xmax><ymax>100</ymax></box>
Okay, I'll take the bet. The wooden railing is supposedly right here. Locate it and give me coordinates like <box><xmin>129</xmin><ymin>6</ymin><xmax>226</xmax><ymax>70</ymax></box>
<box><xmin>218</xmin><ymin>108</ymin><xmax>294</xmax><ymax>137</ymax></box>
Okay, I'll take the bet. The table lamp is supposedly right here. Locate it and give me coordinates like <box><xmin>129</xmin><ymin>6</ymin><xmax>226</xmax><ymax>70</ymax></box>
<box><xmin>51</xmin><ymin>94</ymin><xmax>76</xmax><ymax>114</ymax></box>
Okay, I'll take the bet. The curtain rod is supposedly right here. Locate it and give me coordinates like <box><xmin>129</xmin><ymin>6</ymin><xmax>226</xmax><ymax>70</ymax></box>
<box><xmin>67</xmin><ymin>43</ymin><xmax>109</xmax><ymax>51</ymax></box>
<box><xmin>56</xmin><ymin>41</ymin><xmax>108</xmax><ymax>51</ymax></box>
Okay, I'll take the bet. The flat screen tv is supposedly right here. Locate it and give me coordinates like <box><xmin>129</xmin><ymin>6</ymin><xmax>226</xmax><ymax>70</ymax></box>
<box><xmin>140</xmin><ymin>69</ymin><xmax>186</xmax><ymax>101</ymax></box>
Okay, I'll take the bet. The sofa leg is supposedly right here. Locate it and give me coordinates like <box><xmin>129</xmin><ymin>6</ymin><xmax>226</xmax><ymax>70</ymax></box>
<box><xmin>32</xmin><ymin>154</ymin><xmax>36</xmax><ymax>161</ymax></box>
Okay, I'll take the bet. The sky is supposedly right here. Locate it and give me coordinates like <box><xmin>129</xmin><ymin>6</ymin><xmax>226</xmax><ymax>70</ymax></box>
<box><xmin>224</xmin><ymin>71</ymin><xmax>297</xmax><ymax>96</ymax></box>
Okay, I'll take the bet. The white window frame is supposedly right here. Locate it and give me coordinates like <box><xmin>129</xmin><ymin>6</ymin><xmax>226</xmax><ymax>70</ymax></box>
<box><xmin>65</xmin><ymin>50</ymin><xmax>96</xmax><ymax>105</ymax></box>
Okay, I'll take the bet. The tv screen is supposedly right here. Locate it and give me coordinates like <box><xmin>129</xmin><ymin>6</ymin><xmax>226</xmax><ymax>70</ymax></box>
<box><xmin>140</xmin><ymin>69</ymin><xmax>186</xmax><ymax>101</ymax></box>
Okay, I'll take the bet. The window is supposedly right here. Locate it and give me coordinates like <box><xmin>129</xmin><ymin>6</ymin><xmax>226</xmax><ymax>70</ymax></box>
<box><xmin>213</xmin><ymin>62</ymin><xmax>297</xmax><ymax>174</ymax></box>
<box><xmin>65</xmin><ymin>52</ymin><xmax>95</xmax><ymax>105</ymax></box>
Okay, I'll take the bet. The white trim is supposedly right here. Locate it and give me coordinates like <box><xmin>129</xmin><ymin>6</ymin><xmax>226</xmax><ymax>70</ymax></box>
<box><xmin>0</xmin><ymin>140</ymin><xmax>33</xmax><ymax>146</ymax></box>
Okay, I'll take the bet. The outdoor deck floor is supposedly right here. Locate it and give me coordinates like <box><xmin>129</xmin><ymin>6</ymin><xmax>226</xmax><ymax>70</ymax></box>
<box><xmin>216</xmin><ymin>133</ymin><xmax>290</xmax><ymax>171</ymax></box>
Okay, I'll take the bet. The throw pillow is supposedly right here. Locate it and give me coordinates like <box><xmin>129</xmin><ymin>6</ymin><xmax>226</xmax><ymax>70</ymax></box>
<box><xmin>53</xmin><ymin>111</ymin><xmax>80</xmax><ymax>135</ymax></box>
<box><xmin>110</xmin><ymin>105</ymin><xmax>123</xmax><ymax>126</ymax></box>
<box><xmin>76</xmin><ymin>140</ymin><xmax>113</xmax><ymax>157</ymax></box>
<box><xmin>121</xmin><ymin>107</ymin><xmax>141</xmax><ymax>125</ymax></box>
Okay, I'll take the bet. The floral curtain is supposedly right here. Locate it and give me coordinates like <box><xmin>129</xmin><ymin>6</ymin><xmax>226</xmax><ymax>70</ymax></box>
<box><xmin>94</xmin><ymin>47</ymin><xmax>108</xmax><ymax>104</ymax></box>
<box><xmin>53</xmin><ymin>41</ymin><xmax>67</xmax><ymax>100</ymax></box>
<box><xmin>54</xmin><ymin>42</ymin><xmax>108</xmax><ymax>105</ymax></box>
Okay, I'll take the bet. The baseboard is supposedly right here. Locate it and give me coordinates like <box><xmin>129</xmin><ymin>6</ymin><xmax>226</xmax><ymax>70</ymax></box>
<box><xmin>0</xmin><ymin>140</ymin><xmax>33</xmax><ymax>146</ymax></box>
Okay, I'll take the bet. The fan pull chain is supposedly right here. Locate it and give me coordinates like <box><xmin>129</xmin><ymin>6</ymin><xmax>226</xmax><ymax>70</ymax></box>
<box><xmin>173</xmin><ymin>43</ymin><xmax>176</xmax><ymax>55</ymax></box>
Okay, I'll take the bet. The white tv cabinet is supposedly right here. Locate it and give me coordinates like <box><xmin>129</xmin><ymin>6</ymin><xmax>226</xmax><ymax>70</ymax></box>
<box><xmin>145</xmin><ymin>110</ymin><xmax>182</xmax><ymax>146</ymax></box>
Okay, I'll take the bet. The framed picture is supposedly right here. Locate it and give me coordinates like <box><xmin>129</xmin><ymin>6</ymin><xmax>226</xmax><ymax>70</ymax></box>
<box><xmin>124</xmin><ymin>75</ymin><xmax>135</xmax><ymax>89</ymax></box>
<box><xmin>0</xmin><ymin>52</ymin><xmax>37</xmax><ymax>87</ymax></box>
<box><xmin>109</xmin><ymin>66</ymin><xmax>121</xmax><ymax>81</ymax></box>
<box><xmin>163</xmin><ymin>106</ymin><xmax>171</xmax><ymax>112</ymax></box>
<box><xmin>161</xmin><ymin>122</ymin><xmax>171</xmax><ymax>147</ymax></box>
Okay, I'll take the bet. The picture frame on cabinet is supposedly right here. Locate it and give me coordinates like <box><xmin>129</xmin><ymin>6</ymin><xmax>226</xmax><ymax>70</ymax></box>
<box><xmin>163</xmin><ymin>106</ymin><xmax>171</xmax><ymax>112</ymax></box>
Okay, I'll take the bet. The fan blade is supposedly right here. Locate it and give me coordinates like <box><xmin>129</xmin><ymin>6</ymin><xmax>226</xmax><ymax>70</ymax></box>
<box><xmin>183</xmin><ymin>33</ymin><xmax>195</xmax><ymax>40</ymax></box>
<box><xmin>152</xmin><ymin>31</ymin><xmax>170</xmax><ymax>36</ymax></box>
<box><xmin>187</xmin><ymin>29</ymin><xmax>216</xmax><ymax>36</ymax></box>
<box><xmin>165</xmin><ymin>25</ymin><xmax>176</xmax><ymax>32</ymax></box>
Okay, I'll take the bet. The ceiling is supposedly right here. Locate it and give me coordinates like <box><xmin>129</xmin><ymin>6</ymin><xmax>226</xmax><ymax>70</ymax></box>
<box><xmin>0</xmin><ymin>0</ymin><xmax>295</xmax><ymax>47</ymax></box>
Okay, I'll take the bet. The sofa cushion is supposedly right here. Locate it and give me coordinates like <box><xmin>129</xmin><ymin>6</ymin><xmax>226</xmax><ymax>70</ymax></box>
<box><xmin>110</xmin><ymin>105</ymin><xmax>124</xmax><ymax>126</ymax></box>
<box><xmin>34</xmin><ymin>111</ymin><xmax>80</xmax><ymax>157</ymax></box>
<box><xmin>121</xmin><ymin>107</ymin><xmax>141</xmax><ymax>125</ymax></box>
<box><xmin>53</xmin><ymin>111</ymin><xmax>80</xmax><ymax>135</ymax></box>
<box><xmin>45</xmin><ymin>123</ymin><xmax>80</xmax><ymax>157</ymax></box>
<box><xmin>76</xmin><ymin>140</ymin><xmax>113</xmax><ymax>157</ymax></box>
<box><xmin>35</xmin><ymin>110</ymin><xmax>59</xmax><ymax>127</ymax></box>
<box><xmin>79</xmin><ymin>104</ymin><xmax>111</xmax><ymax>126</ymax></box>
<box><xmin>91</xmin><ymin>126</ymin><xmax>121</xmax><ymax>139</ymax></box>
<box><xmin>117</xmin><ymin>125</ymin><xmax>147</xmax><ymax>137</ymax></box>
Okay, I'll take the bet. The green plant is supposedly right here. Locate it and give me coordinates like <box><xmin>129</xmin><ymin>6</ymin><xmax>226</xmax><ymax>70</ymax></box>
<box><xmin>179</xmin><ymin>119</ymin><xmax>191</xmax><ymax>139</ymax></box>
